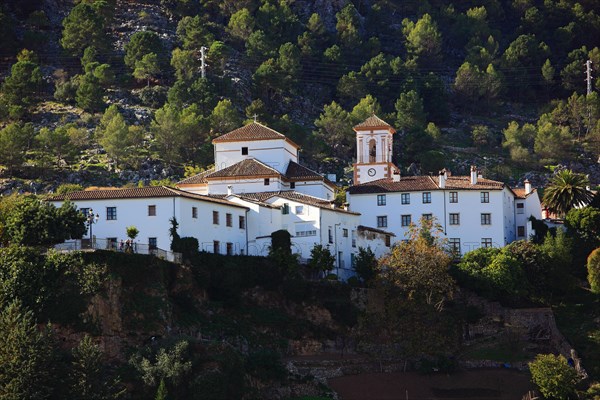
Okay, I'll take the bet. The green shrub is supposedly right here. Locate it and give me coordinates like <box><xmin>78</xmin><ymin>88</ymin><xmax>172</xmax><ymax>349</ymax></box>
<box><xmin>529</xmin><ymin>354</ymin><xmax>578</xmax><ymax>400</ymax></box>
<box><xmin>138</xmin><ymin>85</ymin><xmax>167</xmax><ymax>107</ymax></box>
<box><xmin>587</xmin><ymin>248</ymin><xmax>600</xmax><ymax>293</ymax></box>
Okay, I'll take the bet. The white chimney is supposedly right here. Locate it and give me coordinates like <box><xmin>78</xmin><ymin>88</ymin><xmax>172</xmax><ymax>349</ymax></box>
<box><xmin>227</xmin><ymin>185</ymin><xmax>233</xmax><ymax>196</ymax></box>
<box><xmin>392</xmin><ymin>169</ymin><xmax>401</xmax><ymax>182</ymax></box>
<box><xmin>439</xmin><ymin>169</ymin><xmax>446</xmax><ymax>189</ymax></box>
<box><xmin>470</xmin><ymin>166</ymin><xmax>478</xmax><ymax>185</ymax></box>
<box><xmin>524</xmin><ymin>179</ymin><xmax>532</xmax><ymax>195</ymax></box>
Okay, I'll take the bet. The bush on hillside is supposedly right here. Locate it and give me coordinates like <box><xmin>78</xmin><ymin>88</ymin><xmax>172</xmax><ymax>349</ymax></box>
<box><xmin>587</xmin><ymin>248</ymin><xmax>600</xmax><ymax>294</ymax></box>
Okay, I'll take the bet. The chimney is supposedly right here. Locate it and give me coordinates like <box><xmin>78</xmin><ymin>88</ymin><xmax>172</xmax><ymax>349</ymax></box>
<box><xmin>524</xmin><ymin>179</ymin><xmax>532</xmax><ymax>195</ymax></box>
<box><xmin>470</xmin><ymin>165</ymin><xmax>478</xmax><ymax>185</ymax></box>
<box><xmin>227</xmin><ymin>185</ymin><xmax>233</xmax><ymax>196</ymax></box>
<box><xmin>439</xmin><ymin>169</ymin><xmax>447</xmax><ymax>189</ymax></box>
<box><xmin>392</xmin><ymin>169</ymin><xmax>401</xmax><ymax>182</ymax></box>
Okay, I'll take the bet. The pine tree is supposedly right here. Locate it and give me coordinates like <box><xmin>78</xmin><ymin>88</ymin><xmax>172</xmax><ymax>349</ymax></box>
<box><xmin>0</xmin><ymin>300</ymin><xmax>54</xmax><ymax>399</ymax></box>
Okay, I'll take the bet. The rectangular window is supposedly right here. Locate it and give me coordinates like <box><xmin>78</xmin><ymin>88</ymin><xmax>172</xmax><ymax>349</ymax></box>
<box><xmin>517</xmin><ymin>202</ymin><xmax>524</xmax><ymax>214</ymax></box>
<box><xmin>482</xmin><ymin>238</ymin><xmax>493</xmax><ymax>248</ymax></box>
<box><xmin>351</xmin><ymin>230</ymin><xmax>356</xmax><ymax>248</ymax></box>
<box><xmin>226</xmin><ymin>213</ymin><xmax>232</xmax><ymax>227</ymax></box>
<box><xmin>295</xmin><ymin>221</ymin><xmax>316</xmax><ymax>237</ymax></box>
<box><xmin>290</xmin><ymin>182</ymin><xmax>295</xmax><ymax>189</ymax></box>
<box><xmin>343</xmin><ymin>228</ymin><xmax>348</xmax><ymax>237</ymax></box>
<box><xmin>377</xmin><ymin>216</ymin><xmax>387</xmax><ymax>228</ymax></box>
<box><xmin>239</xmin><ymin>216</ymin><xmax>245</xmax><ymax>230</ymax></box>
<box><xmin>226</xmin><ymin>242</ymin><xmax>233</xmax><ymax>255</ymax></box>
<box><xmin>377</xmin><ymin>194</ymin><xmax>386</xmax><ymax>206</ymax></box>
<box><xmin>192</xmin><ymin>207</ymin><xmax>198</xmax><ymax>218</ymax></box>
<box><xmin>481</xmin><ymin>213</ymin><xmax>492</xmax><ymax>225</ymax></box>
<box><xmin>449</xmin><ymin>192</ymin><xmax>458</xmax><ymax>203</ymax></box>
<box><xmin>422</xmin><ymin>192</ymin><xmax>431</xmax><ymax>204</ymax></box>
<box><xmin>213</xmin><ymin>240</ymin><xmax>220</xmax><ymax>254</ymax></box>
<box><xmin>148</xmin><ymin>205</ymin><xmax>156</xmax><ymax>216</ymax></box>
<box><xmin>80</xmin><ymin>207</ymin><xmax>90</xmax><ymax>217</ymax></box>
<box><xmin>422</xmin><ymin>213</ymin><xmax>433</xmax><ymax>221</ymax></box>
<box><xmin>385</xmin><ymin>235</ymin><xmax>391</xmax><ymax>247</ymax></box>
<box><xmin>282</xmin><ymin>203</ymin><xmax>289</xmax><ymax>214</ymax></box>
<box><xmin>241</xmin><ymin>147</ymin><xmax>248</xmax><ymax>155</ymax></box>
<box><xmin>212</xmin><ymin>210</ymin><xmax>219</xmax><ymax>225</ymax></box>
<box><xmin>264</xmin><ymin>178</ymin><xmax>270</xmax><ymax>186</ymax></box>
<box><xmin>149</xmin><ymin>237</ymin><xmax>157</xmax><ymax>250</ymax></box>
<box><xmin>401</xmin><ymin>214</ymin><xmax>412</xmax><ymax>227</ymax></box>
<box><xmin>518</xmin><ymin>226</ymin><xmax>525</xmax><ymax>237</ymax></box>
<box><xmin>106</xmin><ymin>207</ymin><xmax>117</xmax><ymax>220</ymax></box>
<box><xmin>448</xmin><ymin>238</ymin><xmax>461</xmax><ymax>254</ymax></box>
<box><xmin>449</xmin><ymin>213</ymin><xmax>460</xmax><ymax>225</ymax></box>
<box><xmin>481</xmin><ymin>192</ymin><xmax>489</xmax><ymax>203</ymax></box>
<box><xmin>328</xmin><ymin>227</ymin><xmax>333</xmax><ymax>243</ymax></box>
<box><xmin>401</xmin><ymin>193</ymin><xmax>410</xmax><ymax>205</ymax></box>
<box><xmin>295</xmin><ymin>205</ymin><xmax>304</xmax><ymax>215</ymax></box>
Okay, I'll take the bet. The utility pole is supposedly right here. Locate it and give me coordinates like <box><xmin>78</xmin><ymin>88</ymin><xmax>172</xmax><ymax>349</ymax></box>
<box><xmin>200</xmin><ymin>46</ymin><xmax>208</xmax><ymax>79</ymax></box>
<box><xmin>585</xmin><ymin>59</ymin><xmax>593</xmax><ymax>95</ymax></box>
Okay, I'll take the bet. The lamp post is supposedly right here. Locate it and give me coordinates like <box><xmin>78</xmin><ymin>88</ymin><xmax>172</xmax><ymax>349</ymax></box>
<box><xmin>87</xmin><ymin>209</ymin><xmax>99</xmax><ymax>248</ymax></box>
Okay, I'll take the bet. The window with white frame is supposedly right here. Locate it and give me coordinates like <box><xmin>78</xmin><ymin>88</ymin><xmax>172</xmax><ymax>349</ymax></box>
<box><xmin>482</xmin><ymin>238</ymin><xmax>493</xmax><ymax>248</ymax></box>
<box><xmin>239</xmin><ymin>216</ymin><xmax>245</xmax><ymax>229</ymax></box>
<box><xmin>377</xmin><ymin>194</ymin><xmax>386</xmax><ymax>206</ymax></box>
<box><xmin>422</xmin><ymin>192</ymin><xmax>431</xmax><ymax>203</ymax></box>
<box><xmin>449</xmin><ymin>192</ymin><xmax>458</xmax><ymax>203</ymax></box>
<box><xmin>401</xmin><ymin>193</ymin><xmax>410</xmax><ymax>204</ymax></box>
<box><xmin>422</xmin><ymin>213</ymin><xmax>433</xmax><ymax>221</ymax></box>
<box><xmin>481</xmin><ymin>213</ymin><xmax>492</xmax><ymax>225</ymax></box>
<box><xmin>518</xmin><ymin>226</ymin><xmax>525</xmax><ymax>237</ymax></box>
<box><xmin>343</xmin><ymin>228</ymin><xmax>348</xmax><ymax>237</ymax></box>
<box><xmin>377</xmin><ymin>216</ymin><xmax>387</xmax><ymax>228</ymax></box>
<box><xmin>401</xmin><ymin>214</ymin><xmax>411</xmax><ymax>226</ymax></box>
<box><xmin>295</xmin><ymin>205</ymin><xmax>304</xmax><ymax>215</ymax></box>
<box><xmin>449</xmin><ymin>213</ymin><xmax>460</xmax><ymax>225</ymax></box>
<box><xmin>517</xmin><ymin>202</ymin><xmax>524</xmax><ymax>214</ymax></box>
<box><xmin>351</xmin><ymin>230</ymin><xmax>356</xmax><ymax>247</ymax></box>
<box><xmin>148</xmin><ymin>205</ymin><xmax>156</xmax><ymax>216</ymax></box>
<box><xmin>149</xmin><ymin>237</ymin><xmax>157</xmax><ymax>249</ymax></box>
<box><xmin>328</xmin><ymin>227</ymin><xmax>333</xmax><ymax>243</ymax></box>
<box><xmin>192</xmin><ymin>207</ymin><xmax>198</xmax><ymax>218</ymax></box>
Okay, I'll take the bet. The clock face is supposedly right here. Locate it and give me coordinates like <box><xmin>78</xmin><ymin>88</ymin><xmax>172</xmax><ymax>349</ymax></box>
<box><xmin>367</xmin><ymin>168</ymin><xmax>376</xmax><ymax>177</ymax></box>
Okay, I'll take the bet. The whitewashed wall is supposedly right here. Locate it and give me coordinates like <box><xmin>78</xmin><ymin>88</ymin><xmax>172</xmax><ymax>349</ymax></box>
<box><xmin>348</xmin><ymin>188</ymin><xmax>511</xmax><ymax>254</ymax></box>
<box><xmin>214</xmin><ymin>139</ymin><xmax>298</xmax><ymax>174</ymax></box>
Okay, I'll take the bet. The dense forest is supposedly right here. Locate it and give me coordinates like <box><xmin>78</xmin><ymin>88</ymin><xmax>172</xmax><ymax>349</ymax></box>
<box><xmin>0</xmin><ymin>0</ymin><xmax>599</xmax><ymax>188</ymax></box>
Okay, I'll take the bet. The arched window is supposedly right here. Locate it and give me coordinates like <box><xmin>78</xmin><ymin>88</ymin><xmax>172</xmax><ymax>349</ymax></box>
<box><xmin>369</xmin><ymin>139</ymin><xmax>377</xmax><ymax>163</ymax></box>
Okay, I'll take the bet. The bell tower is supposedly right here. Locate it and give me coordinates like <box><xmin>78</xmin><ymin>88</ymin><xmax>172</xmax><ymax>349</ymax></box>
<box><xmin>353</xmin><ymin>115</ymin><xmax>398</xmax><ymax>184</ymax></box>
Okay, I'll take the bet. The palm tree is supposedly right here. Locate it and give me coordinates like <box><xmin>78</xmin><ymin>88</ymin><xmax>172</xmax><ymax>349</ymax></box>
<box><xmin>542</xmin><ymin>169</ymin><xmax>594</xmax><ymax>217</ymax></box>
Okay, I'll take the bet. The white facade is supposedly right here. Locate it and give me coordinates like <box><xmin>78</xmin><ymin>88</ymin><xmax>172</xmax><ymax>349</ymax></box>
<box><xmin>347</xmin><ymin>186</ymin><xmax>520</xmax><ymax>254</ymax></box>
<box><xmin>214</xmin><ymin>138</ymin><xmax>298</xmax><ymax>174</ymax></box>
<box><xmin>49</xmin><ymin>189</ymin><xmax>249</xmax><ymax>256</ymax></box>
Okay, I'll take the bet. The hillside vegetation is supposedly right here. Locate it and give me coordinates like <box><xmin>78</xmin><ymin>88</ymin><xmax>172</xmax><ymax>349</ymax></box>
<box><xmin>0</xmin><ymin>0</ymin><xmax>598</xmax><ymax>190</ymax></box>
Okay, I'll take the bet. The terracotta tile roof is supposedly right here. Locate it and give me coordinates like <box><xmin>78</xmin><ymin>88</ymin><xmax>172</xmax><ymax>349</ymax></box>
<box><xmin>206</xmin><ymin>159</ymin><xmax>281</xmax><ymax>179</ymax></box>
<box><xmin>348</xmin><ymin>176</ymin><xmax>438</xmax><ymax>194</ymax></box>
<box><xmin>212</xmin><ymin>122</ymin><xmax>300</xmax><ymax>148</ymax></box>
<box><xmin>440</xmin><ymin>176</ymin><xmax>505</xmax><ymax>190</ymax></box>
<box><xmin>285</xmin><ymin>161</ymin><xmax>323</xmax><ymax>180</ymax></box>
<box><xmin>512</xmin><ymin>188</ymin><xmax>537</xmax><ymax>199</ymax></box>
<box><xmin>357</xmin><ymin>225</ymin><xmax>396</xmax><ymax>237</ymax></box>
<box><xmin>177</xmin><ymin>168</ymin><xmax>214</xmax><ymax>185</ymax></box>
<box><xmin>47</xmin><ymin>186</ymin><xmax>248</xmax><ymax>209</ymax></box>
<box><xmin>237</xmin><ymin>191</ymin><xmax>360</xmax><ymax>215</ymax></box>
<box><xmin>349</xmin><ymin>175</ymin><xmax>506</xmax><ymax>194</ymax></box>
<box><xmin>353</xmin><ymin>115</ymin><xmax>395</xmax><ymax>132</ymax></box>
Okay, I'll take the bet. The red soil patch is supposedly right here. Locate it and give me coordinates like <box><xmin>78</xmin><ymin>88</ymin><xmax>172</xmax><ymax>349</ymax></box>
<box><xmin>328</xmin><ymin>369</ymin><xmax>534</xmax><ymax>400</ymax></box>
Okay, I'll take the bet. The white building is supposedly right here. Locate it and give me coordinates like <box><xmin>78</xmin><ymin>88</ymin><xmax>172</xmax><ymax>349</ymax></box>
<box><xmin>48</xmin><ymin>116</ymin><xmax>540</xmax><ymax>273</ymax></box>
<box><xmin>347</xmin><ymin>117</ymin><xmax>543</xmax><ymax>254</ymax></box>
<box><xmin>48</xmin><ymin>186</ymin><xmax>250</xmax><ymax>255</ymax></box>
<box><xmin>48</xmin><ymin>122</ymin><xmax>394</xmax><ymax>278</ymax></box>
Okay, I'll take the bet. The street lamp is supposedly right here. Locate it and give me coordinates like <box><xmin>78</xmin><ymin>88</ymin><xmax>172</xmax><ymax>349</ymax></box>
<box><xmin>86</xmin><ymin>209</ymin><xmax>99</xmax><ymax>247</ymax></box>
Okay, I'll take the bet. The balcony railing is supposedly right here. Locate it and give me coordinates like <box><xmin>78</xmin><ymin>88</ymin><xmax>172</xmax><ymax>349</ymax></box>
<box><xmin>55</xmin><ymin>238</ymin><xmax>182</xmax><ymax>264</ymax></box>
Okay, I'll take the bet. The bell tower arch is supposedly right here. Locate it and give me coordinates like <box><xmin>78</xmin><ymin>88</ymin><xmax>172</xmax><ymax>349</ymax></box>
<box><xmin>353</xmin><ymin>115</ymin><xmax>398</xmax><ymax>184</ymax></box>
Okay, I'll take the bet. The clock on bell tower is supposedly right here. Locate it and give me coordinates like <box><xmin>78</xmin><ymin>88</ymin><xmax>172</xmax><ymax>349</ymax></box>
<box><xmin>353</xmin><ymin>115</ymin><xmax>399</xmax><ymax>185</ymax></box>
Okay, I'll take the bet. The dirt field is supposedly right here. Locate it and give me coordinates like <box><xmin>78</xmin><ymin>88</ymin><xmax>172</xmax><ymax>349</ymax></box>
<box><xmin>328</xmin><ymin>369</ymin><xmax>534</xmax><ymax>400</ymax></box>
